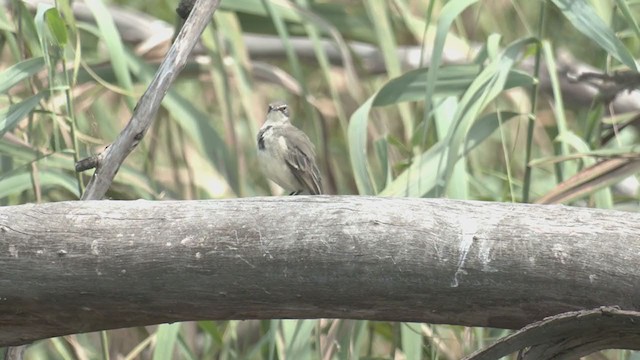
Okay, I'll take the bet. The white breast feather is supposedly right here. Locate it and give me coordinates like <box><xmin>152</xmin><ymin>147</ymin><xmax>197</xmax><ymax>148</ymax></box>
<box><xmin>258</xmin><ymin>129</ymin><xmax>299</xmax><ymax>192</ymax></box>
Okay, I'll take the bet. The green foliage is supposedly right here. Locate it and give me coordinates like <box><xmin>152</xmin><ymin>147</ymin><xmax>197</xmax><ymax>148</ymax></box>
<box><xmin>153</xmin><ymin>324</ymin><xmax>182</xmax><ymax>360</ymax></box>
<box><xmin>1</xmin><ymin>0</ymin><xmax>638</xmax><ymax>358</ymax></box>
<box><xmin>552</xmin><ymin>0</ymin><xmax>638</xmax><ymax>70</ymax></box>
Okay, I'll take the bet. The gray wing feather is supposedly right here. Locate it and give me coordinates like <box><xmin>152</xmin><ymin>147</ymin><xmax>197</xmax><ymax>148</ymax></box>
<box><xmin>276</xmin><ymin>125</ymin><xmax>323</xmax><ymax>195</ymax></box>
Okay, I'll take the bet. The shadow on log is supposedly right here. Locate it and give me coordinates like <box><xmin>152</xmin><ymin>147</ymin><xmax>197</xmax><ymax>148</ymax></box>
<box><xmin>1</xmin><ymin>197</ymin><xmax>639</xmax><ymax>347</ymax></box>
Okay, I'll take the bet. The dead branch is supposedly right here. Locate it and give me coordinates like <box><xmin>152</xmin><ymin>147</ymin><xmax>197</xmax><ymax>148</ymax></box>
<box><xmin>0</xmin><ymin>197</ymin><xmax>639</xmax><ymax>347</ymax></box>
<box><xmin>76</xmin><ymin>0</ymin><xmax>221</xmax><ymax>199</ymax></box>
<box><xmin>464</xmin><ymin>306</ymin><xmax>640</xmax><ymax>360</ymax></box>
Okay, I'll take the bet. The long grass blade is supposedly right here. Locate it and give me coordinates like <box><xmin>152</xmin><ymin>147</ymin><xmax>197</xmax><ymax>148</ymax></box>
<box><xmin>552</xmin><ymin>0</ymin><xmax>638</xmax><ymax>70</ymax></box>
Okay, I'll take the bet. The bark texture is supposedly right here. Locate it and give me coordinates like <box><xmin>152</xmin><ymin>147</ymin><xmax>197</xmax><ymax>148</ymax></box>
<box><xmin>1</xmin><ymin>197</ymin><xmax>639</xmax><ymax>346</ymax></box>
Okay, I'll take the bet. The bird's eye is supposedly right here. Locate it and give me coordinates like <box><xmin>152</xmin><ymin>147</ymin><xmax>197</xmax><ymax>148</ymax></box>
<box><xmin>278</xmin><ymin>106</ymin><xmax>289</xmax><ymax>117</ymax></box>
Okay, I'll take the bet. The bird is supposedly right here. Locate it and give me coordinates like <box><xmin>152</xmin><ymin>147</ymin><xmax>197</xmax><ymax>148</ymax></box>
<box><xmin>257</xmin><ymin>101</ymin><xmax>323</xmax><ymax>195</ymax></box>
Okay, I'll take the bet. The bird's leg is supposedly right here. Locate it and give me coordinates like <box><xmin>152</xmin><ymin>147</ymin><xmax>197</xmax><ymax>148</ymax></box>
<box><xmin>289</xmin><ymin>190</ymin><xmax>302</xmax><ymax>195</ymax></box>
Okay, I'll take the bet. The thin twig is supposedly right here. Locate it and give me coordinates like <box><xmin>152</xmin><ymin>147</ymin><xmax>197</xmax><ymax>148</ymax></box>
<box><xmin>76</xmin><ymin>0</ymin><xmax>221</xmax><ymax>200</ymax></box>
<box><xmin>570</xmin><ymin>70</ymin><xmax>640</xmax><ymax>103</ymax></box>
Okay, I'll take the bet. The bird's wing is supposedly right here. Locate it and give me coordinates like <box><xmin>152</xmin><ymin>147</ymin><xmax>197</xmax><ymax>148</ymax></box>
<box><xmin>279</xmin><ymin>126</ymin><xmax>323</xmax><ymax>195</ymax></box>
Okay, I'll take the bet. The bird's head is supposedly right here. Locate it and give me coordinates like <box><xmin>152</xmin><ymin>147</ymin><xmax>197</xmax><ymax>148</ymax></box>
<box><xmin>266</xmin><ymin>101</ymin><xmax>290</xmax><ymax>125</ymax></box>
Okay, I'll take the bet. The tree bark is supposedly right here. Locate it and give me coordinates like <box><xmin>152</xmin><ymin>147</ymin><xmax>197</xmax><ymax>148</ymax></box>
<box><xmin>1</xmin><ymin>197</ymin><xmax>639</xmax><ymax>346</ymax></box>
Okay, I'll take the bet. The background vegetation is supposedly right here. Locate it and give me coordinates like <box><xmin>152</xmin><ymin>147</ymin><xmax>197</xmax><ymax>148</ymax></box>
<box><xmin>1</xmin><ymin>0</ymin><xmax>639</xmax><ymax>358</ymax></box>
